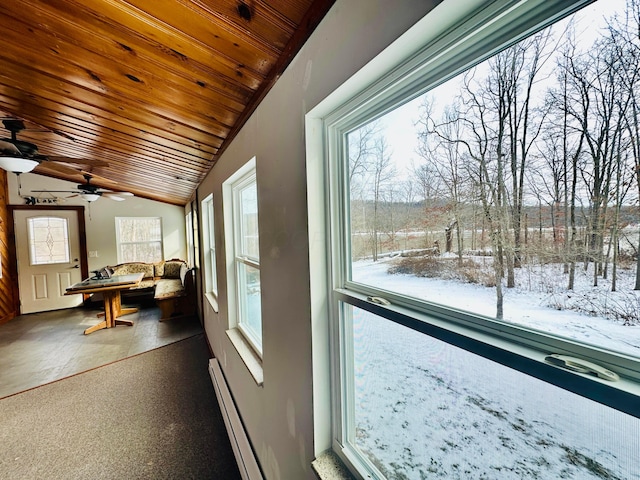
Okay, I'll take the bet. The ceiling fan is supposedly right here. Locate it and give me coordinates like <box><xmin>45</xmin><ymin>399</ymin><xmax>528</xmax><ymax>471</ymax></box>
<box><xmin>0</xmin><ymin>119</ymin><xmax>108</xmax><ymax>174</ymax></box>
<box><xmin>31</xmin><ymin>173</ymin><xmax>133</xmax><ymax>202</ymax></box>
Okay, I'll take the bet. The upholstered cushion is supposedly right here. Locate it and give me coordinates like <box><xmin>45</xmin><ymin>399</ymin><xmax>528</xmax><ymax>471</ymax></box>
<box><xmin>110</xmin><ymin>262</ymin><xmax>154</xmax><ymax>278</ymax></box>
<box><xmin>153</xmin><ymin>261</ymin><xmax>165</xmax><ymax>277</ymax></box>
<box><xmin>163</xmin><ymin>260</ymin><xmax>184</xmax><ymax>279</ymax></box>
<box><xmin>154</xmin><ymin>279</ymin><xmax>184</xmax><ymax>299</ymax></box>
<box><xmin>129</xmin><ymin>278</ymin><xmax>156</xmax><ymax>290</ymax></box>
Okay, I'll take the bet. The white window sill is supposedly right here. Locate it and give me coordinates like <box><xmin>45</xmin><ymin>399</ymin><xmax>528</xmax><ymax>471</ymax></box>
<box><xmin>312</xmin><ymin>451</ymin><xmax>355</xmax><ymax>480</ymax></box>
<box><xmin>205</xmin><ymin>292</ymin><xmax>219</xmax><ymax>313</ymax></box>
<box><xmin>226</xmin><ymin>328</ymin><xmax>263</xmax><ymax>386</ymax></box>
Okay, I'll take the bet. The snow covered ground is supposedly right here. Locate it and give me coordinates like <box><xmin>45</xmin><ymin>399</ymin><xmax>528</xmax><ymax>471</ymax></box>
<box><xmin>350</xmin><ymin>258</ymin><xmax>640</xmax><ymax>479</ymax></box>
<box><xmin>353</xmin><ymin>257</ymin><xmax>640</xmax><ymax>357</ymax></box>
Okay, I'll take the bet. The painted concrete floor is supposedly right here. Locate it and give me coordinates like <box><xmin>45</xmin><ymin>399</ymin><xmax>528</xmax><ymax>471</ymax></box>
<box><xmin>0</xmin><ymin>299</ymin><xmax>203</xmax><ymax>399</ymax></box>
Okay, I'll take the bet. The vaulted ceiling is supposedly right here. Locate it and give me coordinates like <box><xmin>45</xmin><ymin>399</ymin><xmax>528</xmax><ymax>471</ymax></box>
<box><xmin>0</xmin><ymin>0</ymin><xmax>334</xmax><ymax>205</ymax></box>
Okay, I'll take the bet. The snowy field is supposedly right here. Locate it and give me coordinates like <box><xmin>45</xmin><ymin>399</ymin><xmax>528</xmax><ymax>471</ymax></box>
<box><xmin>350</xmin><ymin>258</ymin><xmax>640</xmax><ymax>479</ymax></box>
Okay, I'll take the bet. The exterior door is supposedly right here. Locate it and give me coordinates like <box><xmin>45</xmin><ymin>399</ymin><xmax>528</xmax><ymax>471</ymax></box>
<box><xmin>14</xmin><ymin>209</ymin><xmax>83</xmax><ymax>313</ymax></box>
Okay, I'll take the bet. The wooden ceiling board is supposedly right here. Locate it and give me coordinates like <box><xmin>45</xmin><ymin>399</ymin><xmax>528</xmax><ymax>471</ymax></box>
<box><xmin>9</xmin><ymin>3</ymin><xmax>256</xmax><ymax>108</ymax></box>
<box><xmin>0</xmin><ymin>21</ymin><xmax>248</xmax><ymax>126</ymax></box>
<box><xmin>193</xmin><ymin>0</ymin><xmax>298</xmax><ymax>50</ymax></box>
<box><xmin>26</xmin><ymin>0</ymin><xmax>268</xmax><ymax>91</ymax></box>
<box><xmin>0</xmin><ymin>0</ymin><xmax>335</xmax><ymax>206</ymax></box>
<box><xmin>0</xmin><ymin>36</ymin><xmax>238</xmax><ymax>140</ymax></box>
<box><xmin>0</xmin><ymin>84</ymin><xmax>224</xmax><ymax>155</ymax></box>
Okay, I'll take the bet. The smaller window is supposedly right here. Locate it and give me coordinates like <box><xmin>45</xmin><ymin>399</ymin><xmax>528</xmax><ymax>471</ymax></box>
<box><xmin>224</xmin><ymin>158</ymin><xmax>262</xmax><ymax>356</ymax></box>
<box><xmin>28</xmin><ymin>216</ymin><xmax>70</xmax><ymax>265</ymax></box>
<box><xmin>186</xmin><ymin>210</ymin><xmax>194</xmax><ymax>267</ymax></box>
<box><xmin>202</xmin><ymin>194</ymin><xmax>218</xmax><ymax>296</ymax></box>
<box><xmin>115</xmin><ymin>217</ymin><xmax>163</xmax><ymax>263</ymax></box>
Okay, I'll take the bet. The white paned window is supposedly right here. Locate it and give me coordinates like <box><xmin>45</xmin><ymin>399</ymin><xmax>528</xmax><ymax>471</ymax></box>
<box><xmin>223</xmin><ymin>158</ymin><xmax>262</xmax><ymax>355</ymax></box>
<box><xmin>27</xmin><ymin>216</ymin><xmax>70</xmax><ymax>265</ymax></box>
<box><xmin>321</xmin><ymin>1</ymin><xmax>640</xmax><ymax>478</ymax></box>
<box><xmin>202</xmin><ymin>194</ymin><xmax>218</xmax><ymax>297</ymax></box>
<box><xmin>186</xmin><ymin>210</ymin><xmax>194</xmax><ymax>267</ymax></box>
<box><xmin>115</xmin><ymin>217</ymin><xmax>163</xmax><ymax>263</ymax></box>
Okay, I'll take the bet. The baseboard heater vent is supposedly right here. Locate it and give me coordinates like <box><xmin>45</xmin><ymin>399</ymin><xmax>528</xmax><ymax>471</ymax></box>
<box><xmin>209</xmin><ymin>358</ymin><xmax>264</xmax><ymax>480</ymax></box>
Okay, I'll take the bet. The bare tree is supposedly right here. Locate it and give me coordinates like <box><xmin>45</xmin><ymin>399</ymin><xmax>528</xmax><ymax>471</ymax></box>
<box><xmin>557</xmin><ymin>30</ymin><xmax>632</xmax><ymax>287</ymax></box>
<box><xmin>607</xmin><ymin>0</ymin><xmax>640</xmax><ymax>289</ymax></box>
<box><xmin>366</xmin><ymin>137</ymin><xmax>396</xmax><ymax>261</ymax></box>
<box><xmin>490</xmin><ymin>31</ymin><xmax>555</xmax><ymax>271</ymax></box>
<box><xmin>348</xmin><ymin>120</ymin><xmax>382</xmax><ymax>185</ymax></box>
<box><xmin>547</xmin><ymin>31</ymin><xmax>588</xmax><ymax>290</ymax></box>
<box><xmin>416</xmin><ymin>100</ymin><xmax>470</xmax><ymax>265</ymax></box>
<box><xmin>421</xmin><ymin>69</ymin><xmax>509</xmax><ymax>319</ymax></box>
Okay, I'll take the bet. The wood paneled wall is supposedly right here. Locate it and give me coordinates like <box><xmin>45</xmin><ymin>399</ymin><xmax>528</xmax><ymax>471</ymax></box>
<box><xmin>0</xmin><ymin>171</ymin><xmax>18</xmax><ymax>324</ymax></box>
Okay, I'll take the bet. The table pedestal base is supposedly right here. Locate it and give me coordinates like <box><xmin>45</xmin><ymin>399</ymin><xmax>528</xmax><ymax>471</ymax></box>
<box><xmin>84</xmin><ymin>290</ymin><xmax>138</xmax><ymax>335</ymax></box>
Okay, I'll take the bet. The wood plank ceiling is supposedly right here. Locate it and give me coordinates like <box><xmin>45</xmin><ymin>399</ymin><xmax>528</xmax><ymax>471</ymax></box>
<box><xmin>0</xmin><ymin>0</ymin><xmax>334</xmax><ymax>206</ymax></box>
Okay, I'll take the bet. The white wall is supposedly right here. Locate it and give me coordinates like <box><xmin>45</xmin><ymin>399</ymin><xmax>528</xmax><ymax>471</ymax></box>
<box><xmin>197</xmin><ymin>1</ymin><xmax>440</xmax><ymax>478</ymax></box>
<box><xmin>7</xmin><ymin>173</ymin><xmax>186</xmax><ymax>270</ymax></box>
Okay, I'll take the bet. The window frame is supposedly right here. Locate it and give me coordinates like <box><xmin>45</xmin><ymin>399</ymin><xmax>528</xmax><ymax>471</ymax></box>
<box><xmin>115</xmin><ymin>216</ymin><xmax>163</xmax><ymax>264</ymax></box>
<box><xmin>185</xmin><ymin>210</ymin><xmax>194</xmax><ymax>267</ymax></box>
<box><xmin>202</xmin><ymin>194</ymin><xmax>218</xmax><ymax>300</ymax></box>
<box><xmin>223</xmin><ymin>158</ymin><xmax>263</xmax><ymax>358</ymax></box>
<box><xmin>320</xmin><ymin>0</ymin><xmax>640</xmax><ymax>477</ymax></box>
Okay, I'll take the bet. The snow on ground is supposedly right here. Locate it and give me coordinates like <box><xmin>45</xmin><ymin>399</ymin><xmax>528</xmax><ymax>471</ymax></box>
<box><xmin>350</xmin><ymin>258</ymin><xmax>640</xmax><ymax>479</ymax></box>
<box><xmin>353</xmin><ymin>257</ymin><xmax>640</xmax><ymax>358</ymax></box>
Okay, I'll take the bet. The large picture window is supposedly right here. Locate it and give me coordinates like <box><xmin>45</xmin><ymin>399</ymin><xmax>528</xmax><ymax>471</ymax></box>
<box><xmin>323</xmin><ymin>0</ymin><xmax>640</xmax><ymax>478</ymax></box>
<box><xmin>223</xmin><ymin>158</ymin><xmax>262</xmax><ymax>355</ymax></box>
<box><xmin>115</xmin><ymin>217</ymin><xmax>163</xmax><ymax>263</ymax></box>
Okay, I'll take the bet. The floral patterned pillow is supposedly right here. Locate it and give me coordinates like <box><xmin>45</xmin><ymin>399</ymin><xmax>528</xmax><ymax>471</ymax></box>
<box><xmin>163</xmin><ymin>260</ymin><xmax>185</xmax><ymax>279</ymax></box>
<box><xmin>111</xmin><ymin>263</ymin><xmax>154</xmax><ymax>278</ymax></box>
<box><xmin>154</xmin><ymin>262</ymin><xmax>165</xmax><ymax>277</ymax></box>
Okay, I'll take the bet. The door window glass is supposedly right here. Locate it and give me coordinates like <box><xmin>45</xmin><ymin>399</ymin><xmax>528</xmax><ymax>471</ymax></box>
<box><xmin>27</xmin><ymin>216</ymin><xmax>70</xmax><ymax>265</ymax></box>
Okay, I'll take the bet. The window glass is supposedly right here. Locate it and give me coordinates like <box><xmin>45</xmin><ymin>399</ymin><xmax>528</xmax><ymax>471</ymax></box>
<box><xmin>224</xmin><ymin>158</ymin><xmax>262</xmax><ymax>355</ymax></box>
<box><xmin>238</xmin><ymin>181</ymin><xmax>259</xmax><ymax>259</ymax></box>
<box><xmin>345</xmin><ymin>0</ymin><xmax>640</xmax><ymax>359</ymax></box>
<box><xmin>27</xmin><ymin>216</ymin><xmax>70</xmax><ymax>265</ymax></box>
<box><xmin>116</xmin><ymin>217</ymin><xmax>163</xmax><ymax>263</ymax></box>
<box><xmin>237</xmin><ymin>262</ymin><xmax>262</xmax><ymax>346</ymax></box>
<box><xmin>202</xmin><ymin>195</ymin><xmax>217</xmax><ymax>295</ymax></box>
<box><xmin>345</xmin><ymin>304</ymin><xmax>640</xmax><ymax>479</ymax></box>
<box><xmin>186</xmin><ymin>210</ymin><xmax>194</xmax><ymax>267</ymax></box>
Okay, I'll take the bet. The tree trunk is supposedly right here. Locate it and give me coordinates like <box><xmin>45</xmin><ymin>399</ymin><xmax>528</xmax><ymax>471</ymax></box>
<box><xmin>635</xmin><ymin>228</ymin><xmax>640</xmax><ymax>290</ymax></box>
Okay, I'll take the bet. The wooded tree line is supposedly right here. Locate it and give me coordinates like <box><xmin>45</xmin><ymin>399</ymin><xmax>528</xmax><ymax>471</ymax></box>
<box><xmin>348</xmin><ymin>0</ymin><xmax>640</xmax><ymax>318</ymax></box>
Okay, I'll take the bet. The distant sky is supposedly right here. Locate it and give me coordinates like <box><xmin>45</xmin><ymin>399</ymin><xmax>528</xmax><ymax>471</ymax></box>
<box><xmin>376</xmin><ymin>0</ymin><xmax>630</xmax><ymax>180</ymax></box>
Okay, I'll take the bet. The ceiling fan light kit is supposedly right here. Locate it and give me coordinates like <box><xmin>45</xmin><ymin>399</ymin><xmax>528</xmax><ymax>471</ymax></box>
<box><xmin>80</xmin><ymin>192</ymin><xmax>101</xmax><ymax>202</ymax></box>
<box><xmin>0</xmin><ymin>156</ymin><xmax>39</xmax><ymax>173</ymax></box>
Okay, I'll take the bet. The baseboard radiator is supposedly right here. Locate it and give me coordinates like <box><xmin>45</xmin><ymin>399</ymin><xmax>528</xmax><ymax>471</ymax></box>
<box><xmin>209</xmin><ymin>358</ymin><xmax>264</xmax><ymax>480</ymax></box>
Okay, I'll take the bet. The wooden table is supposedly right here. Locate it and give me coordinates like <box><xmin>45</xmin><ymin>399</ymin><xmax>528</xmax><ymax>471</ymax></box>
<box><xmin>66</xmin><ymin>273</ymin><xmax>144</xmax><ymax>335</ymax></box>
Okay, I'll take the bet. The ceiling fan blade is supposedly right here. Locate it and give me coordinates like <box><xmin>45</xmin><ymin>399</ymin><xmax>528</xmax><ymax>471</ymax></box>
<box><xmin>103</xmin><ymin>191</ymin><xmax>133</xmax><ymax>197</ymax></box>
<box><xmin>105</xmin><ymin>194</ymin><xmax>126</xmax><ymax>201</ymax></box>
<box><xmin>103</xmin><ymin>191</ymin><xmax>133</xmax><ymax>201</ymax></box>
<box><xmin>31</xmin><ymin>190</ymin><xmax>80</xmax><ymax>193</ymax></box>
<box><xmin>44</xmin><ymin>156</ymin><xmax>110</xmax><ymax>167</ymax></box>
<box><xmin>0</xmin><ymin>139</ymin><xmax>22</xmax><ymax>155</ymax></box>
<box><xmin>34</xmin><ymin>161</ymin><xmax>83</xmax><ymax>176</ymax></box>
<box><xmin>80</xmin><ymin>171</ymin><xmax>117</xmax><ymax>184</ymax></box>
